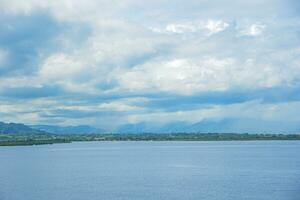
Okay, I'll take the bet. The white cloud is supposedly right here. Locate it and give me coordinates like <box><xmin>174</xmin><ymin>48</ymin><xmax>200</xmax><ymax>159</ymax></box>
<box><xmin>39</xmin><ymin>53</ymin><xmax>84</xmax><ymax>80</ymax></box>
<box><xmin>116</xmin><ymin>56</ymin><xmax>288</xmax><ymax>95</ymax></box>
<box><xmin>97</xmin><ymin>101</ymin><xmax>143</xmax><ymax>112</ymax></box>
<box><xmin>0</xmin><ymin>0</ymin><xmax>117</xmax><ymax>22</ymax></box>
<box><xmin>151</xmin><ymin>19</ymin><xmax>229</xmax><ymax>35</ymax></box>
<box><xmin>240</xmin><ymin>23</ymin><xmax>265</xmax><ymax>36</ymax></box>
<box><xmin>38</xmin><ymin>53</ymin><xmax>99</xmax><ymax>94</ymax></box>
<box><xmin>205</xmin><ymin>19</ymin><xmax>229</xmax><ymax>34</ymax></box>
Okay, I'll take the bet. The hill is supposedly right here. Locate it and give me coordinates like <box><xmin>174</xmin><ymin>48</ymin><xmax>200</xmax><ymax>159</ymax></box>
<box><xmin>30</xmin><ymin>125</ymin><xmax>105</xmax><ymax>134</ymax></box>
<box><xmin>0</xmin><ymin>122</ymin><xmax>46</xmax><ymax>134</ymax></box>
<box><xmin>114</xmin><ymin>118</ymin><xmax>300</xmax><ymax>134</ymax></box>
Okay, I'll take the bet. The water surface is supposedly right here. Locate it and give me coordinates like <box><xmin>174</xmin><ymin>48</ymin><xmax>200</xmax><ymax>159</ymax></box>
<box><xmin>0</xmin><ymin>141</ymin><xmax>299</xmax><ymax>200</ymax></box>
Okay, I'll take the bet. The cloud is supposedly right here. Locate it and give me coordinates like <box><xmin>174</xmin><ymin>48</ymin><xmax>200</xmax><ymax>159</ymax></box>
<box><xmin>0</xmin><ymin>49</ymin><xmax>9</xmax><ymax>68</ymax></box>
<box><xmin>206</xmin><ymin>20</ymin><xmax>229</xmax><ymax>34</ymax></box>
<box><xmin>240</xmin><ymin>23</ymin><xmax>265</xmax><ymax>36</ymax></box>
<box><xmin>0</xmin><ymin>12</ymin><xmax>69</xmax><ymax>76</ymax></box>
<box><xmin>115</xmin><ymin>56</ymin><xmax>296</xmax><ymax>95</ymax></box>
<box><xmin>0</xmin><ymin>85</ymin><xmax>62</xmax><ymax>99</ymax></box>
<box><xmin>0</xmin><ymin>0</ymin><xmax>299</xmax><ymax>132</ymax></box>
<box><xmin>151</xmin><ymin>19</ymin><xmax>229</xmax><ymax>36</ymax></box>
<box><xmin>114</xmin><ymin>100</ymin><xmax>300</xmax><ymax>128</ymax></box>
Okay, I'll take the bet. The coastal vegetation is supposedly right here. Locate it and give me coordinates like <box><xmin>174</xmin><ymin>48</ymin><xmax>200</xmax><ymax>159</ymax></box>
<box><xmin>1</xmin><ymin>133</ymin><xmax>300</xmax><ymax>146</ymax></box>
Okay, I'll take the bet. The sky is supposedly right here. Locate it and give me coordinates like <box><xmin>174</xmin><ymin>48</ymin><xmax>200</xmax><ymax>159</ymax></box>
<box><xmin>0</xmin><ymin>0</ymin><xmax>300</xmax><ymax>132</ymax></box>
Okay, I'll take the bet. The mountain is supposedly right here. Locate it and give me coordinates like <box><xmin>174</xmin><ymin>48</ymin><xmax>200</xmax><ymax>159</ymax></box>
<box><xmin>186</xmin><ymin>118</ymin><xmax>300</xmax><ymax>134</ymax></box>
<box><xmin>115</xmin><ymin>121</ymin><xmax>189</xmax><ymax>134</ymax></box>
<box><xmin>116</xmin><ymin>122</ymin><xmax>148</xmax><ymax>133</ymax></box>
<box><xmin>186</xmin><ymin>119</ymin><xmax>236</xmax><ymax>133</ymax></box>
<box><xmin>30</xmin><ymin>125</ymin><xmax>105</xmax><ymax>134</ymax></box>
<box><xmin>115</xmin><ymin>122</ymin><xmax>184</xmax><ymax>133</ymax></box>
<box><xmin>114</xmin><ymin>118</ymin><xmax>300</xmax><ymax>134</ymax></box>
<box><xmin>159</xmin><ymin>121</ymin><xmax>190</xmax><ymax>133</ymax></box>
<box><xmin>3</xmin><ymin>118</ymin><xmax>298</xmax><ymax>135</ymax></box>
<box><xmin>0</xmin><ymin>122</ymin><xmax>46</xmax><ymax>134</ymax></box>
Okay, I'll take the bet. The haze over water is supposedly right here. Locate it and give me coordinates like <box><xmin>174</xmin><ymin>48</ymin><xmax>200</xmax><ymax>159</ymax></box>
<box><xmin>0</xmin><ymin>141</ymin><xmax>299</xmax><ymax>200</ymax></box>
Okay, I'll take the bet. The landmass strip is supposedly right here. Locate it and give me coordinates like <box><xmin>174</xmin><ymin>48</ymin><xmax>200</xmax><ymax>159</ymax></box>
<box><xmin>1</xmin><ymin>133</ymin><xmax>300</xmax><ymax>146</ymax></box>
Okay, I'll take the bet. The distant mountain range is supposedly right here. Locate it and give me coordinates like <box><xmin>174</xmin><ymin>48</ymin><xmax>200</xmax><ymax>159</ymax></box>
<box><xmin>29</xmin><ymin>125</ymin><xmax>105</xmax><ymax>134</ymax></box>
<box><xmin>1</xmin><ymin>118</ymin><xmax>300</xmax><ymax>135</ymax></box>
<box><xmin>0</xmin><ymin>122</ymin><xmax>104</xmax><ymax>135</ymax></box>
<box><xmin>0</xmin><ymin>122</ymin><xmax>45</xmax><ymax>134</ymax></box>
<box><xmin>115</xmin><ymin>118</ymin><xmax>300</xmax><ymax>134</ymax></box>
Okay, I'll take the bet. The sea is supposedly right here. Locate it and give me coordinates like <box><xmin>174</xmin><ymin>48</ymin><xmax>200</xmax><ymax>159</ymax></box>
<box><xmin>0</xmin><ymin>141</ymin><xmax>299</xmax><ymax>200</ymax></box>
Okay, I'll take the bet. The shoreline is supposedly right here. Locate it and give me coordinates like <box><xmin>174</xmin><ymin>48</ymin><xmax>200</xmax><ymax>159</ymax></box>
<box><xmin>1</xmin><ymin>133</ymin><xmax>300</xmax><ymax>146</ymax></box>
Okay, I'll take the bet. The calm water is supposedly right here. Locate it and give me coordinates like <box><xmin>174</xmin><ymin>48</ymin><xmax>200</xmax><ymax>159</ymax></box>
<box><xmin>0</xmin><ymin>141</ymin><xmax>299</xmax><ymax>200</ymax></box>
